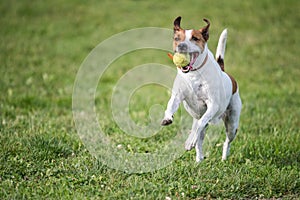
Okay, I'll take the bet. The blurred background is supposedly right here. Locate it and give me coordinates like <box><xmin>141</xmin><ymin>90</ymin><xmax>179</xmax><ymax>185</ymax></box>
<box><xmin>0</xmin><ymin>0</ymin><xmax>299</xmax><ymax>199</ymax></box>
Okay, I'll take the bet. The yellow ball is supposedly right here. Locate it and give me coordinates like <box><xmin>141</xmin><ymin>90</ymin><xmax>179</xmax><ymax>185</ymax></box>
<box><xmin>173</xmin><ymin>53</ymin><xmax>190</xmax><ymax>67</ymax></box>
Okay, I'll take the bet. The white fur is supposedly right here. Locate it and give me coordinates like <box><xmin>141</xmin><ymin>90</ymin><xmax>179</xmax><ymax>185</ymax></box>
<box><xmin>162</xmin><ymin>29</ymin><xmax>242</xmax><ymax>162</ymax></box>
<box><xmin>215</xmin><ymin>29</ymin><xmax>227</xmax><ymax>60</ymax></box>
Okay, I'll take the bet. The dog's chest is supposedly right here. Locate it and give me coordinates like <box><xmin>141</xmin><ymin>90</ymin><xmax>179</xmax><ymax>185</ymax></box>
<box><xmin>179</xmin><ymin>73</ymin><xmax>209</xmax><ymax>118</ymax></box>
<box><xmin>182</xmin><ymin>73</ymin><xmax>208</xmax><ymax>100</ymax></box>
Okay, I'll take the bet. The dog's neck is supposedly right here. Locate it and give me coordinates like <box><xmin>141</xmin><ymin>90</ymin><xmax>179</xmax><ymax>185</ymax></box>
<box><xmin>191</xmin><ymin>44</ymin><xmax>208</xmax><ymax>71</ymax></box>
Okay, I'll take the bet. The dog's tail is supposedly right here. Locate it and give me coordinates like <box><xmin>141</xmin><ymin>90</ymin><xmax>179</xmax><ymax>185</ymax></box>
<box><xmin>215</xmin><ymin>29</ymin><xmax>227</xmax><ymax>71</ymax></box>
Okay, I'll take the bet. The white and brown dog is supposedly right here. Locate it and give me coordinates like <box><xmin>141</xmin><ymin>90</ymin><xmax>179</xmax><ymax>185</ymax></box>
<box><xmin>161</xmin><ymin>16</ymin><xmax>242</xmax><ymax>162</ymax></box>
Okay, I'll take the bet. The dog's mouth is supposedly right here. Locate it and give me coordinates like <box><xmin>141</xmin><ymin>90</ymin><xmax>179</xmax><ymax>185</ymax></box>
<box><xmin>180</xmin><ymin>52</ymin><xmax>199</xmax><ymax>73</ymax></box>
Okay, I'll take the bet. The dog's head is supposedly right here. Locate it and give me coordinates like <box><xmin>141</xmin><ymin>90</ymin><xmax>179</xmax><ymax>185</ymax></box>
<box><xmin>173</xmin><ymin>16</ymin><xmax>210</xmax><ymax>73</ymax></box>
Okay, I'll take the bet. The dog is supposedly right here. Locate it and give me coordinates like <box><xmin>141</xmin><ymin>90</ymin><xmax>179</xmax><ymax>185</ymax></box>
<box><xmin>161</xmin><ymin>16</ymin><xmax>242</xmax><ymax>162</ymax></box>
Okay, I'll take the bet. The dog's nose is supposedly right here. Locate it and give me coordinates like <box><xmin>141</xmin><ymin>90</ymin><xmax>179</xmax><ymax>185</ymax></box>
<box><xmin>177</xmin><ymin>43</ymin><xmax>188</xmax><ymax>52</ymax></box>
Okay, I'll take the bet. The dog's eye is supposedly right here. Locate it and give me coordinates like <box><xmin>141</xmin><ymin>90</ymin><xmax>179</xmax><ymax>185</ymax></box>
<box><xmin>174</xmin><ymin>37</ymin><xmax>180</xmax><ymax>41</ymax></box>
<box><xmin>191</xmin><ymin>36</ymin><xmax>199</xmax><ymax>41</ymax></box>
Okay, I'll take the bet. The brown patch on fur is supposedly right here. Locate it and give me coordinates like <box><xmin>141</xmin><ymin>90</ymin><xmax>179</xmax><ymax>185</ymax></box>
<box><xmin>216</xmin><ymin>56</ymin><xmax>237</xmax><ymax>94</ymax></box>
<box><xmin>189</xmin><ymin>19</ymin><xmax>210</xmax><ymax>52</ymax></box>
<box><xmin>173</xmin><ymin>16</ymin><xmax>182</xmax><ymax>30</ymax></box>
<box><xmin>191</xmin><ymin>30</ymin><xmax>206</xmax><ymax>52</ymax></box>
<box><xmin>227</xmin><ymin>74</ymin><xmax>238</xmax><ymax>94</ymax></box>
<box><xmin>173</xmin><ymin>29</ymin><xmax>185</xmax><ymax>51</ymax></box>
<box><xmin>199</xmin><ymin>18</ymin><xmax>210</xmax><ymax>41</ymax></box>
<box><xmin>173</xmin><ymin>17</ymin><xmax>186</xmax><ymax>51</ymax></box>
<box><xmin>217</xmin><ymin>56</ymin><xmax>225</xmax><ymax>71</ymax></box>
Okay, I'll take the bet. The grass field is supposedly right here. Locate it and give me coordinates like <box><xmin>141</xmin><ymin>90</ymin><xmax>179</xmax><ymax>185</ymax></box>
<box><xmin>1</xmin><ymin>0</ymin><xmax>300</xmax><ymax>199</ymax></box>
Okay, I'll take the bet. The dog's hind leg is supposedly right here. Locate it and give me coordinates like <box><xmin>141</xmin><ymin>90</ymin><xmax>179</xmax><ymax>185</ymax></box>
<box><xmin>222</xmin><ymin>92</ymin><xmax>242</xmax><ymax>160</ymax></box>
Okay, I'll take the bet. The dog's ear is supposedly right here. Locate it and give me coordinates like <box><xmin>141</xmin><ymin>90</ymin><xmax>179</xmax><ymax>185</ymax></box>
<box><xmin>174</xmin><ymin>16</ymin><xmax>182</xmax><ymax>32</ymax></box>
<box><xmin>200</xmin><ymin>18</ymin><xmax>210</xmax><ymax>41</ymax></box>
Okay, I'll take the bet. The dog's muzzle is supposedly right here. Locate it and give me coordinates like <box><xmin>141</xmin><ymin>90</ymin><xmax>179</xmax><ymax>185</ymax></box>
<box><xmin>179</xmin><ymin>52</ymin><xmax>200</xmax><ymax>73</ymax></box>
<box><xmin>175</xmin><ymin>42</ymin><xmax>200</xmax><ymax>73</ymax></box>
<box><xmin>177</xmin><ymin>43</ymin><xmax>188</xmax><ymax>52</ymax></box>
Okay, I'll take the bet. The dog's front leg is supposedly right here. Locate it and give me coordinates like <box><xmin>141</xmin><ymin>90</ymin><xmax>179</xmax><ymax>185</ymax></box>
<box><xmin>185</xmin><ymin>104</ymin><xmax>218</xmax><ymax>150</ymax></box>
<box><xmin>195</xmin><ymin>124</ymin><xmax>208</xmax><ymax>162</ymax></box>
<box><xmin>190</xmin><ymin>118</ymin><xmax>206</xmax><ymax>162</ymax></box>
<box><xmin>161</xmin><ymin>94</ymin><xmax>182</xmax><ymax>126</ymax></box>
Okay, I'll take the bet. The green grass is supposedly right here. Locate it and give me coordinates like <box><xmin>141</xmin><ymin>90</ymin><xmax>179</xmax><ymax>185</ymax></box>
<box><xmin>1</xmin><ymin>0</ymin><xmax>300</xmax><ymax>199</ymax></box>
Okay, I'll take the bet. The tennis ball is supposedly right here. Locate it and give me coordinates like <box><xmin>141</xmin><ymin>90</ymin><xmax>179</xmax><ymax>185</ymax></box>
<box><xmin>173</xmin><ymin>53</ymin><xmax>190</xmax><ymax>67</ymax></box>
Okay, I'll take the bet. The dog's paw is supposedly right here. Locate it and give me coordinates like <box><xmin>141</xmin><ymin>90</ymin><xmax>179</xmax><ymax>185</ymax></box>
<box><xmin>196</xmin><ymin>156</ymin><xmax>205</xmax><ymax>163</ymax></box>
<box><xmin>185</xmin><ymin>133</ymin><xmax>198</xmax><ymax>151</ymax></box>
<box><xmin>161</xmin><ymin>118</ymin><xmax>173</xmax><ymax>126</ymax></box>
